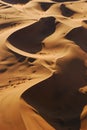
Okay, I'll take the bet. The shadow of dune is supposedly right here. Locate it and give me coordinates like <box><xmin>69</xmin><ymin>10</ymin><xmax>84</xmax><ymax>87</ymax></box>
<box><xmin>52</xmin><ymin>0</ymin><xmax>79</xmax><ymax>2</ymax></box>
<box><xmin>1</xmin><ymin>0</ymin><xmax>30</xmax><ymax>4</ymax></box>
<box><xmin>65</xmin><ymin>27</ymin><xmax>87</xmax><ymax>52</ymax></box>
<box><xmin>7</xmin><ymin>17</ymin><xmax>57</xmax><ymax>53</ymax></box>
<box><xmin>39</xmin><ymin>2</ymin><xmax>54</xmax><ymax>11</ymax></box>
<box><xmin>22</xmin><ymin>56</ymin><xmax>87</xmax><ymax>130</ymax></box>
<box><xmin>0</xmin><ymin>22</ymin><xmax>17</xmax><ymax>30</ymax></box>
<box><xmin>60</xmin><ymin>4</ymin><xmax>76</xmax><ymax>17</ymax></box>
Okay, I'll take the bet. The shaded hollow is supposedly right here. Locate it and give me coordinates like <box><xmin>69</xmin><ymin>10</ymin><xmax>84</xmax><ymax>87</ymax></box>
<box><xmin>7</xmin><ymin>17</ymin><xmax>57</xmax><ymax>53</ymax></box>
<box><xmin>65</xmin><ymin>27</ymin><xmax>87</xmax><ymax>52</ymax></box>
<box><xmin>39</xmin><ymin>2</ymin><xmax>54</xmax><ymax>11</ymax></box>
<box><xmin>52</xmin><ymin>0</ymin><xmax>79</xmax><ymax>2</ymax></box>
<box><xmin>22</xmin><ymin>55</ymin><xmax>87</xmax><ymax>129</ymax></box>
<box><xmin>60</xmin><ymin>4</ymin><xmax>76</xmax><ymax>17</ymax></box>
<box><xmin>1</xmin><ymin>0</ymin><xmax>30</xmax><ymax>4</ymax></box>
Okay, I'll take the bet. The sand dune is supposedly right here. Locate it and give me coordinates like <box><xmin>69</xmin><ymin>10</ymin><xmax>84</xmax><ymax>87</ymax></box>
<box><xmin>1</xmin><ymin>0</ymin><xmax>30</xmax><ymax>4</ymax></box>
<box><xmin>0</xmin><ymin>0</ymin><xmax>87</xmax><ymax>130</ymax></box>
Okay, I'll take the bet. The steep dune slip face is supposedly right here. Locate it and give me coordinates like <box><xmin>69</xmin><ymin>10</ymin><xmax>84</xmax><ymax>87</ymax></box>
<box><xmin>0</xmin><ymin>0</ymin><xmax>87</xmax><ymax>130</ymax></box>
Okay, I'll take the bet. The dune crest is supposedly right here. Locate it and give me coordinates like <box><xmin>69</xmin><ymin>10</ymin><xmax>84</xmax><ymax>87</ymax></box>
<box><xmin>0</xmin><ymin>0</ymin><xmax>87</xmax><ymax>130</ymax></box>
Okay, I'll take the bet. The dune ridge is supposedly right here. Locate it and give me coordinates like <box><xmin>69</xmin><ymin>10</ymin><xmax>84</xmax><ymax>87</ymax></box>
<box><xmin>0</xmin><ymin>0</ymin><xmax>87</xmax><ymax>130</ymax></box>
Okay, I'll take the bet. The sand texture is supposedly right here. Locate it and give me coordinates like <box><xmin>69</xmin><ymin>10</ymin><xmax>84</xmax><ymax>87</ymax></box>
<box><xmin>0</xmin><ymin>0</ymin><xmax>87</xmax><ymax>130</ymax></box>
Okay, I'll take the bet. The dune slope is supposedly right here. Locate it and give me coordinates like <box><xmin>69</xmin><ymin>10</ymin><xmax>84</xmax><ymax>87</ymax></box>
<box><xmin>0</xmin><ymin>0</ymin><xmax>87</xmax><ymax>130</ymax></box>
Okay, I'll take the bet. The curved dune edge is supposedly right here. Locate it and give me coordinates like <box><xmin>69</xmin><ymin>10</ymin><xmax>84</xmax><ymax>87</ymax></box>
<box><xmin>0</xmin><ymin>45</ymin><xmax>53</xmax><ymax>130</ymax></box>
<box><xmin>0</xmin><ymin>0</ymin><xmax>87</xmax><ymax>130</ymax></box>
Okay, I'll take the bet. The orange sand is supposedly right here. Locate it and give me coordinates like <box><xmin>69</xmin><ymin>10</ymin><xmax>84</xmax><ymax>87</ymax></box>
<box><xmin>0</xmin><ymin>0</ymin><xmax>87</xmax><ymax>130</ymax></box>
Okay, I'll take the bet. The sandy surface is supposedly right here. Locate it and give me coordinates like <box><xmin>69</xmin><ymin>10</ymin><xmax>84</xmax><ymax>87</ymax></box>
<box><xmin>0</xmin><ymin>0</ymin><xmax>87</xmax><ymax>130</ymax></box>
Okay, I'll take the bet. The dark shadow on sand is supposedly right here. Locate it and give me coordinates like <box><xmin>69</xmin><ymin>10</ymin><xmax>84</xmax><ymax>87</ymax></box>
<box><xmin>1</xmin><ymin>0</ymin><xmax>30</xmax><ymax>4</ymax></box>
<box><xmin>22</xmin><ymin>57</ymin><xmax>87</xmax><ymax>130</ymax></box>
<box><xmin>60</xmin><ymin>4</ymin><xmax>76</xmax><ymax>17</ymax></box>
<box><xmin>52</xmin><ymin>0</ymin><xmax>79</xmax><ymax>2</ymax></box>
<box><xmin>7</xmin><ymin>17</ymin><xmax>57</xmax><ymax>53</ymax></box>
<box><xmin>65</xmin><ymin>27</ymin><xmax>87</xmax><ymax>52</ymax></box>
<box><xmin>39</xmin><ymin>2</ymin><xmax>54</xmax><ymax>11</ymax></box>
<box><xmin>0</xmin><ymin>22</ymin><xmax>17</xmax><ymax>30</ymax></box>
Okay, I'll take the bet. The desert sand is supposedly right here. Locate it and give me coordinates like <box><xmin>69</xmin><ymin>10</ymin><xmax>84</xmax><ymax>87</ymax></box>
<box><xmin>0</xmin><ymin>0</ymin><xmax>87</xmax><ymax>130</ymax></box>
